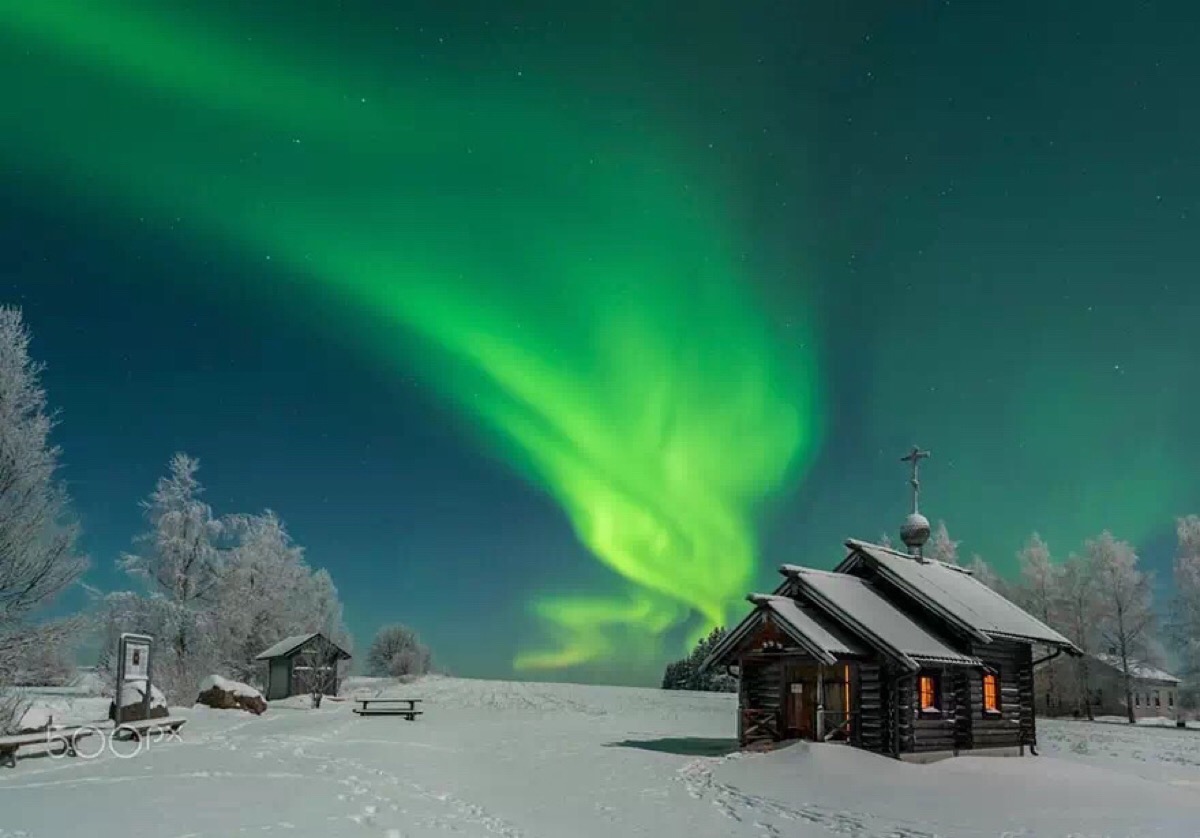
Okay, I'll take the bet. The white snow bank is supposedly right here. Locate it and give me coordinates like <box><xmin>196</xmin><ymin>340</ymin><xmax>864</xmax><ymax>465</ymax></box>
<box><xmin>2</xmin><ymin>678</ymin><xmax>1199</xmax><ymax>838</ymax></box>
<box><xmin>198</xmin><ymin>674</ymin><xmax>263</xmax><ymax>699</ymax></box>
<box><xmin>16</xmin><ymin>706</ymin><xmax>52</xmax><ymax>731</ymax></box>
<box><xmin>118</xmin><ymin>680</ymin><xmax>166</xmax><ymax>708</ymax></box>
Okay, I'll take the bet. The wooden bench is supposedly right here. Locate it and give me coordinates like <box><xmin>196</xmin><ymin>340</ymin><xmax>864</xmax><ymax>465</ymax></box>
<box><xmin>352</xmin><ymin>698</ymin><xmax>423</xmax><ymax>720</ymax></box>
<box><xmin>0</xmin><ymin>726</ymin><xmax>98</xmax><ymax>768</ymax></box>
<box><xmin>114</xmin><ymin>716</ymin><xmax>188</xmax><ymax>741</ymax></box>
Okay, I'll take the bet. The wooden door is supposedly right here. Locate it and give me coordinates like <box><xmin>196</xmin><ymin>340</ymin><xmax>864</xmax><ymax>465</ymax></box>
<box><xmin>787</xmin><ymin>680</ymin><xmax>815</xmax><ymax>739</ymax></box>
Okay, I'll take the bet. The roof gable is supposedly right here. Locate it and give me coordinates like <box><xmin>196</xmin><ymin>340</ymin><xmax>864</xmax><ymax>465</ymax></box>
<box><xmin>839</xmin><ymin>539</ymin><xmax>1081</xmax><ymax>654</ymax></box>
<box><xmin>781</xmin><ymin>566</ymin><xmax>983</xmax><ymax>671</ymax></box>
<box><xmin>254</xmin><ymin>632</ymin><xmax>352</xmax><ymax>661</ymax></box>
<box><xmin>703</xmin><ymin>593</ymin><xmax>867</xmax><ymax>670</ymax></box>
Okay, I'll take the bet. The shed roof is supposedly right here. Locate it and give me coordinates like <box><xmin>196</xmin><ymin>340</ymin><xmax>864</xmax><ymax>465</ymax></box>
<box><xmin>782</xmin><ymin>566</ymin><xmax>983</xmax><ymax>671</ymax></box>
<box><xmin>254</xmin><ymin>632</ymin><xmax>352</xmax><ymax>661</ymax></box>
<box><xmin>838</xmin><ymin>539</ymin><xmax>1081</xmax><ymax>653</ymax></box>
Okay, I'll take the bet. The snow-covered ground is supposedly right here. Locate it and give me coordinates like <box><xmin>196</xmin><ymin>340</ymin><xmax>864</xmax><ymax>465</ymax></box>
<box><xmin>3</xmin><ymin>675</ymin><xmax>1199</xmax><ymax>837</ymax></box>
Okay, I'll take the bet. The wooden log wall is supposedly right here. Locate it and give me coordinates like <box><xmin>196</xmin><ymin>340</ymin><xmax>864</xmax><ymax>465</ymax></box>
<box><xmin>858</xmin><ymin>662</ymin><xmax>885</xmax><ymax>753</ymax></box>
<box><xmin>969</xmin><ymin>639</ymin><xmax>1028</xmax><ymax>750</ymax></box>
<box><xmin>896</xmin><ymin>674</ymin><xmax>915</xmax><ymax>753</ymax></box>
<box><xmin>740</xmin><ymin>657</ymin><xmax>784</xmax><ymax>744</ymax></box>
<box><xmin>910</xmin><ymin>668</ymin><xmax>959</xmax><ymax>752</ymax></box>
<box><xmin>952</xmin><ymin>668</ymin><xmax>973</xmax><ymax>751</ymax></box>
<box><xmin>1016</xmin><ymin>644</ymin><xmax>1036</xmax><ymax>748</ymax></box>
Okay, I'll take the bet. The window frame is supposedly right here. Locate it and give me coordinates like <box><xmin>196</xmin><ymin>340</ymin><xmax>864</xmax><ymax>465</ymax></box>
<box><xmin>917</xmin><ymin>672</ymin><xmax>942</xmax><ymax>715</ymax></box>
<box><xmin>1154</xmin><ymin>690</ymin><xmax>1161</xmax><ymax>707</ymax></box>
<box><xmin>982</xmin><ymin>672</ymin><xmax>1001</xmax><ymax>716</ymax></box>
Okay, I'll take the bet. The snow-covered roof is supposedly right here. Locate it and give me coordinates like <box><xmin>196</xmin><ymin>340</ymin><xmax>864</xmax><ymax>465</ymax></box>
<box><xmin>784</xmin><ymin>566</ymin><xmax>983</xmax><ymax>671</ymax></box>
<box><xmin>702</xmin><ymin>593</ymin><xmax>868</xmax><ymax>671</ymax></box>
<box><xmin>756</xmin><ymin>595</ymin><xmax>867</xmax><ymax>659</ymax></box>
<box><xmin>1093</xmin><ymin>654</ymin><xmax>1181</xmax><ymax>684</ymax></box>
<box><xmin>254</xmin><ymin>633</ymin><xmax>351</xmax><ymax>661</ymax></box>
<box><xmin>838</xmin><ymin>540</ymin><xmax>1081</xmax><ymax>653</ymax></box>
<box><xmin>254</xmin><ymin>633</ymin><xmax>319</xmax><ymax>659</ymax></box>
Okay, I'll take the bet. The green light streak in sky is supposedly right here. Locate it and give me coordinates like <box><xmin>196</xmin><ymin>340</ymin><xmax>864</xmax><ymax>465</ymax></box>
<box><xmin>0</xmin><ymin>3</ymin><xmax>820</xmax><ymax>669</ymax></box>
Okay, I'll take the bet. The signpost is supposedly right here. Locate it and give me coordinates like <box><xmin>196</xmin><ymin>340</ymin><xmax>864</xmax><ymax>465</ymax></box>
<box><xmin>114</xmin><ymin>633</ymin><xmax>154</xmax><ymax>725</ymax></box>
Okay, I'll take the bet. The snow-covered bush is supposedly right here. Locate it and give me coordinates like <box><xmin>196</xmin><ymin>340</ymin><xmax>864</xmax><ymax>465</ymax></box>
<box><xmin>366</xmin><ymin>624</ymin><xmax>433</xmax><ymax>678</ymax></box>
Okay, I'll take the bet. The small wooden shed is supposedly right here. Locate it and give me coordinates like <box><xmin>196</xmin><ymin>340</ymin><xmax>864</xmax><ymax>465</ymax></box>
<box><xmin>255</xmin><ymin>633</ymin><xmax>352</xmax><ymax>700</ymax></box>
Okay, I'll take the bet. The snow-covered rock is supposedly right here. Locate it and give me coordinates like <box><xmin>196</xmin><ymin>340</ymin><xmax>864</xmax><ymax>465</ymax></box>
<box><xmin>195</xmin><ymin>675</ymin><xmax>267</xmax><ymax>715</ymax></box>
<box><xmin>108</xmin><ymin>680</ymin><xmax>168</xmax><ymax>722</ymax></box>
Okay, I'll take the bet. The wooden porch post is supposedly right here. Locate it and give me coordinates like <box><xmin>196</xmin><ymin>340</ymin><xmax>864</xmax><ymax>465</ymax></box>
<box><xmin>816</xmin><ymin>664</ymin><xmax>825</xmax><ymax>741</ymax></box>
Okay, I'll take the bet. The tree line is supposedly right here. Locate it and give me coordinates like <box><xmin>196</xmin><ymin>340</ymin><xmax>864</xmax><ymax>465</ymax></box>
<box><xmin>0</xmin><ymin>306</ymin><xmax>353</xmax><ymax>731</ymax></box>
<box><xmin>664</xmin><ymin>519</ymin><xmax>1200</xmax><ymax>719</ymax></box>
<box><xmin>969</xmin><ymin>527</ymin><xmax>1199</xmax><ymax>721</ymax></box>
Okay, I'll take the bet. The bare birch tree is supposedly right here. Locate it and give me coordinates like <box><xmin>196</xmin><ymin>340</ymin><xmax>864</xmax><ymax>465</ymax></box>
<box><xmin>0</xmin><ymin>308</ymin><xmax>87</xmax><ymax>732</ymax></box>
<box><xmin>1059</xmin><ymin>551</ymin><xmax>1102</xmax><ymax>720</ymax></box>
<box><xmin>297</xmin><ymin>634</ymin><xmax>344</xmax><ymax>708</ymax></box>
<box><xmin>1170</xmin><ymin>515</ymin><xmax>1200</xmax><ymax>712</ymax></box>
<box><xmin>1014</xmin><ymin>533</ymin><xmax>1064</xmax><ymax>709</ymax></box>
<box><xmin>1088</xmin><ymin>531</ymin><xmax>1156</xmax><ymax>724</ymax></box>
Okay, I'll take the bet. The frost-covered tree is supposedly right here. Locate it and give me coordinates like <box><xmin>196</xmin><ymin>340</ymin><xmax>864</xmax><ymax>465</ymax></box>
<box><xmin>0</xmin><ymin>307</ymin><xmax>87</xmax><ymax>732</ymax></box>
<box><xmin>1014</xmin><ymin>533</ymin><xmax>1064</xmax><ymax>709</ymax></box>
<box><xmin>927</xmin><ymin>521</ymin><xmax>959</xmax><ymax>565</ymax></box>
<box><xmin>1059</xmin><ymin>551</ymin><xmax>1102</xmax><ymax>720</ymax></box>
<box><xmin>1170</xmin><ymin>515</ymin><xmax>1200</xmax><ymax>712</ymax></box>
<box><xmin>104</xmin><ymin>456</ymin><xmax>351</xmax><ymax>701</ymax></box>
<box><xmin>967</xmin><ymin>554</ymin><xmax>1004</xmax><ymax>594</ymax></box>
<box><xmin>878</xmin><ymin>532</ymin><xmax>894</xmax><ymax>549</ymax></box>
<box><xmin>117</xmin><ymin>453</ymin><xmax>233</xmax><ymax>700</ymax></box>
<box><xmin>1088</xmin><ymin>531</ymin><xmax>1156</xmax><ymax>724</ymax></box>
<box><xmin>366</xmin><ymin>624</ymin><xmax>432</xmax><ymax>678</ymax></box>
<box><xmin>307</xmin><ymin>568</ymin><xmax>352</xmax><ymax>653</ymax></box>
<box><xmin>215</xmin><ymin>510</ymin><xmax>313</xmax><ymax>680</ymax></box>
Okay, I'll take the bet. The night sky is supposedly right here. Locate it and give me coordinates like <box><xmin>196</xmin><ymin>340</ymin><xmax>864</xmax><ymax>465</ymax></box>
<box><xmin>2</xmin><ymin>2</ymin><xmax>1198</xmax><ymax>685</ymax></box>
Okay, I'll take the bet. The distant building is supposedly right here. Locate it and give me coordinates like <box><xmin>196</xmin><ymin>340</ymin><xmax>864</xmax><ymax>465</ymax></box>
<box><xmin>1035</xmin><ymin>652</ymin><xmax>1181</xmax><ymax>719</ymax></box>
<box><xmin>254</xmin><ymin>633</ymin><xmax>352</xmax><ymax>700</ymax></box>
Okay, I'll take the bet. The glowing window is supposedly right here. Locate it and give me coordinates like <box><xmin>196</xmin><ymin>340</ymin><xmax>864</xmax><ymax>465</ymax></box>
<box><xmin>983</xmin><ymin>673</ymin><xmax>999</xmax><ymax>713</ymax></box>
<box><xmin>918</xmin><ymin>674</ymin><xmax>939</xmax><ymax>711</ymax></box>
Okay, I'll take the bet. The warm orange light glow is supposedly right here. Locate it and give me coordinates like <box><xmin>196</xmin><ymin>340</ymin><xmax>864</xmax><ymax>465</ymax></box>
<box><xmin>844</xmin><ymin>662</ymin><xmax>854</xmax><ymax>729</ymax></box>
<box><xmin>919</xmin><ymin>675</ymin><xmax>936</xmax><ymax>710</ymax></box>
<box><xmin>983</xmin><ymin>673</ymin><xmax>999</xmax><ymax>713</ymax></box>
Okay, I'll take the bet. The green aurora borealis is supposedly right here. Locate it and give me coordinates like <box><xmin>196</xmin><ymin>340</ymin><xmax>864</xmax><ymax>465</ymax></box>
<box><xmin>4</xmin><ymin>1</ymin><xmax>1200</xmax><ymax>681</ymax></box>
<box><xmin>1</xmin><ymin>1</ymin><xmax>819</xmax><ymax>669</ymax></box>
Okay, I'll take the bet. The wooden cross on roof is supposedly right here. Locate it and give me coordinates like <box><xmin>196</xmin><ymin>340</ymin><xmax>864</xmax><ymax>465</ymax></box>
<box><xmin>900</xmin><ymin>446</ymin><xmax>930</xmax><ymax>514</ymax></box>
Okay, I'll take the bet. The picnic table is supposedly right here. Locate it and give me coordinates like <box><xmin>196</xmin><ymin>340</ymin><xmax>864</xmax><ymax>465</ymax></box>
<box><xmin>352</xmin><ymin>698</ymin><xmax>423</xmax><ymax>720</ymax></box>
